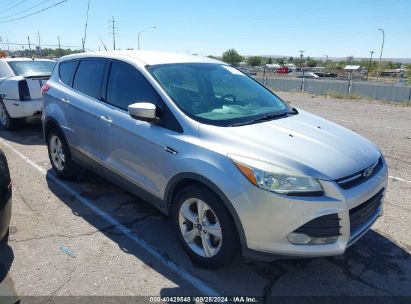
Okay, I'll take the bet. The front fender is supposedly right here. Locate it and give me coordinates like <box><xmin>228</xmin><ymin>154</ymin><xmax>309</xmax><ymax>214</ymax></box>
<box><xmin>163</xmin><ymin>154</ymin><xmax>250</xmax><ymax>253</ymax></box>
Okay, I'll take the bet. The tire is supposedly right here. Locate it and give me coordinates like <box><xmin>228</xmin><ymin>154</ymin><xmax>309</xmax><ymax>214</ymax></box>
<box><xmin>47</xmin><ymin>128</ymin><xmax>77</xmax><ymax>179</ymax></box>
<box><xmin>0</xmin><ymin>100</ymin><xmax>20</xmax><ymax>130</ymax></box>
<box><xmin>173</xmin><ymin>185</ymin><xmax>239</xmax><ymax>269</ymax></box>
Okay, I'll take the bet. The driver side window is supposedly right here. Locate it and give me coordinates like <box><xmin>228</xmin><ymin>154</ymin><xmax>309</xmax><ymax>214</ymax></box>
<box><xmin>106</xmin><ymin>61</ymin><xmax>161</xmax><ymax>110</ymax></box>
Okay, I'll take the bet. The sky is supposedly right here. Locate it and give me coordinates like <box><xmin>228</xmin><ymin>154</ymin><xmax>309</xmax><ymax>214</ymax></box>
<box><xmin>0</xmin><ymin>0</ymin><xmax>410</xmax><ymax>59</ymax></box>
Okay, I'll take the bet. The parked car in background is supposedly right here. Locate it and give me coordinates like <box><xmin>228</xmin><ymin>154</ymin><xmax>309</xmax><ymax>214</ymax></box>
<box><xmin>42</xmin><ymin>51</ymin><xmax>387</xmax><ymax>268</ymax></box>
<box><xmin>0</xmin><ymin>58</ymin><xmax>56</xmax><ymax>130</ymax></box>
<box><xmin>0</xmin><ymin>149</ymin><xmax>12</xmax><ymax>243</ymax></box>
<box><xmin>276</xmin><ymin>67</ymin><xmax>289</xmax><ymax>74</ymax></box>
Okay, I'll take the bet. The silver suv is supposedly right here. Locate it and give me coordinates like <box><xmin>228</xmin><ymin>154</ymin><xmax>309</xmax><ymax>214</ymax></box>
<box><xmin>42</xmin><ymin>51</ymin><xmax>388</xmax><ymax>268</ymax></box>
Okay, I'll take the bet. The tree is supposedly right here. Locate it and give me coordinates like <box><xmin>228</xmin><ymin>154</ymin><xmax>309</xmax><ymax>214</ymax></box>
<box><xmin>222</xmin><ymin>49</ymin><xmax>243</xmax><ymax>66</ymax></box>
<box><xmin>246</xmin><ymin>56</ymin><xmax>263</xmax><ymax>67</ymax></box>
<box><xmin>276</xmin><ymin>58</ymin><xmax>285</xmax><ymax>65</ymax></box>
<box><xmin>288</xmin><ymin>56</ymin><xmax>294</xmax><ymax>62</ymax></box>
<box><xmin>267</xmin><ymin>57</ymin><xmax>273</xmax><ymax>64</ymax></box>
<box><xmin>307</xmin><ymin>58</ymin><xmax>318</xmax><ymax>67</ymax></box>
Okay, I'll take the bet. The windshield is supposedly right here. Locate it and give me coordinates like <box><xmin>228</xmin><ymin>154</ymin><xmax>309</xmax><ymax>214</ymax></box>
<box><xmin>148</xmin><ymin>63</ymin><xmax>289</xmax><ymax>126</ymax></box>
<box><xmin>8</xmin><ymin>60</ymin><xmax>56</xmax><ymax>77</ymax></box>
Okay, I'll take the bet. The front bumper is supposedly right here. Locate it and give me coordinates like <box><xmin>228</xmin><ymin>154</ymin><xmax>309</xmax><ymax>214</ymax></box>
<box><xmin>0</xmin><ymin>184</ymin><xmax>12</xmax><ymax>241</ymax></box>
<box><xmin>226</xmin><ymin>161</ymin><xmax>388</xmax><ymax>260</ymax></box>
<box><xmin>3</xmin><ymin>99</ymin><xmax>42</xmax><ymax>119</ymax></box>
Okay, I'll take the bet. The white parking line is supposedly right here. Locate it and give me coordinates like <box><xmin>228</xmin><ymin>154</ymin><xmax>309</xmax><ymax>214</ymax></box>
<box><xmin>0</xmin><ymin>138</ymin><xmax>220</xmax><ymax>297</ymax></box>
<box><xmin>389</xmin><ymin>176</ymin><xmax>411</xmax><ymax>183</ymax></box>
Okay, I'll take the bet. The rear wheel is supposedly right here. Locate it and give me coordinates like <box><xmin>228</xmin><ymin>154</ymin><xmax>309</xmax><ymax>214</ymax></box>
<box><xmin>173</xmin><ymin>185</ymin><xmax>239</xmax><ymax>268</ymax></box>
<box><xmin>0</xmin><ymin>101</ymin><xmax>20</xmax><ymax>130</ymax></box>
<box><xmin>47</xmin><ymin>128</ymin><xmax>77</xmax><ymax>178</ymax></box>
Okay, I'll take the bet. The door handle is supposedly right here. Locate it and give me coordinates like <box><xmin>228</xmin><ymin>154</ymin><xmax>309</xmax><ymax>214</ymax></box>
<box><xmin>61</xmin><ymin>98</ymin><xmax>70</xmax><ymax>104</ymax></box>
<box><xmin>164</xmin><ymin>146</ymin><xmax>178</xmax><ymax>155</ymax></box>
<box><xmin>100</xmin><ymin>115</ymin><xmax>112</xmax><ymax>123</ymax></box>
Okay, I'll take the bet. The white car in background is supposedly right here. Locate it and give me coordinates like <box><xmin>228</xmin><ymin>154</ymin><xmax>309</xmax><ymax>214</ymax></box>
<box><xmin>0</xmin><ymin>58</ymin><xmax>56</xmax><ymax>130</ymax></box>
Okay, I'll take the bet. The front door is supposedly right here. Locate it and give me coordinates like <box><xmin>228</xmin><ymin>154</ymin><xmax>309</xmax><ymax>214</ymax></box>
<box><xmin>96</xmin><ymin>60</ymin><xmax>167</xmax><ymax>199</ymax></box>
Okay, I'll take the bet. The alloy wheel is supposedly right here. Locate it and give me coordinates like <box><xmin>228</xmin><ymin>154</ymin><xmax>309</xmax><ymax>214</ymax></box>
<box><xmin>179</xmin><ymin>198</ymin><xmax>222</xmax><ymax>258</ymax></box>
<box><xmin>50</xmin><ymin>135</ymin><xmax>66</xmax><ymax>171</ymax></box>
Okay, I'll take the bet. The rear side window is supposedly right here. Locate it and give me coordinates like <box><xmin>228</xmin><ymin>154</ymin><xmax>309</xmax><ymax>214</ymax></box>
<box><xmin>73</xmin><ymin>59</ymin><xmax>106</xmax><ymax>100</ymax></box>
<box><xmin>106</xmin><ymin>61</ymin><xmax>160</xmax><ymax>110</ymax></box>
<box><xmin>59</xmin><ymin>61</ymin><xmax>77</xmax><ymax>86</ymax></box>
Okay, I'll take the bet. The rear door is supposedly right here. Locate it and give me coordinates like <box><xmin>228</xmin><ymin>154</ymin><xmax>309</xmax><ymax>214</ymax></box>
<box><xmin>68</xmin><ymin>58</ymin><xmax>107</xmax><ymax>162</ymax></box>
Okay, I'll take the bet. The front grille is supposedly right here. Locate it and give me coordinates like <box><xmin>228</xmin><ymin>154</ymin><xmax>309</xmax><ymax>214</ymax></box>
<box><xmin>294</xmin><ymin>213</ymin><xmax>341</xmax><ymax>237</ymax></box>
<box><xmin>350</xmin><ymin>189</ymin><xmax>384</xmax><ymax>233</ymax></box>
<box><xmin>336</xmin><ymin>157</ymin><xmax>383</xmax><ymax>190</ymax></box>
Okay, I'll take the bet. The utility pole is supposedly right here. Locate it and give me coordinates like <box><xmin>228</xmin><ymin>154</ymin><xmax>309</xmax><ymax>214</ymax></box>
<box><xmin>6</xmin><ymin>37</ymin><xmax>10</xmax><ymax>52</ymax></box>
<box><xmin>299</xmin><ymin>50</ymin><xmax>305</xmax><ymax>92</ymax></box>
<box><xmin>99</xmin><ymin>37</ymin><xmax>108</xmax><ymax>51</ymax></box>
<box><xmin>109</xmin><ymin>16</ymin><xmax>117</xmax><ymax>50</ymax></box>
<box><xmin>377</xmin><ymin>28</ymin><xmax>385</xmax><ymax>81</ymax></box>
<box><xmin>28</xmin><ymin>36</ymin><xmax>31</xmax><ymax>51</ymax></box>
<box><xmin>37</xmin><ymin>30</ymin><xmax>41</xmax><ymax>54</ymax></box>
<box><xmin>82</xmin><ymin>0</ymin><xmax>91</xmax><ymax>52</ymax></box>
<box><xmin>367</xmin><ymin>50</ymin><xmax>374</xmax><ymax>80</ymax></box>
<box><xmin>58</xmin><ymin>36</ymin><xmax>61</xmax><ymax>57</ymax></box>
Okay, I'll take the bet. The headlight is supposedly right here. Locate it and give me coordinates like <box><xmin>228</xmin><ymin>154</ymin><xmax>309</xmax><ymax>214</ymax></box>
<box><xmin>231</xmin><ymin>155</ymin><xmax>323</xmax><ymax>195</ymax></box>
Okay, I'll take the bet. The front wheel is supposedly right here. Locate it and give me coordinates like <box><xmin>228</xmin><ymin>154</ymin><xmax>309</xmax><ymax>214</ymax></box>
<box><xmin>47</xmin><ymin>128</ymin><xmax>77</xmax><ymax>179</ymax></box>
<box><xmin>173</xmin><ymin>185</ymin><xmax>239</xmax><ymax>268</ymax></box>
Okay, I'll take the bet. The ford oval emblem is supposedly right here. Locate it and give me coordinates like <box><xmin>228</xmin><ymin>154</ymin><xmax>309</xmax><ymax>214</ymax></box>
<box><xmin>363</xmin><ymin>166</ymin><xmax>374</xmax><ymax>177</ymax></box>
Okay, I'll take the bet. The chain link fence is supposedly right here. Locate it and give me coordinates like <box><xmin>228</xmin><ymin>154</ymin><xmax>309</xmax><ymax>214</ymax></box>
<box><xmin>256</xmin><ymin>77</ymin><xmax>411</xmax><ymax>102</ymax></box>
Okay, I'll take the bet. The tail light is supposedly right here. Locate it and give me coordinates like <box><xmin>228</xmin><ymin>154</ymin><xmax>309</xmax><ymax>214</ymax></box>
<box><xmin>18</xmin><ymin>79</ymin><xmax>31</xmax><ymax>101</ymax></box>
<box><xmin>41</xmin><ymin>83</ymin><xmax>51</xmax><ymax>95</ymax></box>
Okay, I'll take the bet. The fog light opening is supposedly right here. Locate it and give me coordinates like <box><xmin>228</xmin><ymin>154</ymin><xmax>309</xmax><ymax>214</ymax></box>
<box><xmin>287</xmin><ymin>233</ymin><xmax>312</xmax><ymax>244</ymax></box>
<box><xmin>288</xmin><ymin>233</ymin><xmax>338</xmax><ymax>245</ymax></box>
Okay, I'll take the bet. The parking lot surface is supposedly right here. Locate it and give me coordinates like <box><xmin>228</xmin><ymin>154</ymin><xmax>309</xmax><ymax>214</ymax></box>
<box><xmin>0</xmin><ymin>93</ymin><xmax>410</xmax><ymax>299</ymax></box>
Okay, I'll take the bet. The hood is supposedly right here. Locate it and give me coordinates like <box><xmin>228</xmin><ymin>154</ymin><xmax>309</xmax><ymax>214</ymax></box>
<box><xmin>198</xmin><ymin>109</ymin><xmax>381</xmax><ymax>180</ymax></box>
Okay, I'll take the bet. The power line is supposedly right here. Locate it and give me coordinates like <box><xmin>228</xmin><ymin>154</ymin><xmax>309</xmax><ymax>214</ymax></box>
<box><xmin>2</xmin><ymin>0</ymin><xmax>53</xmax><ymax>20</ymax></box>
<box><xmin>1</xmin><ymin>0</ymin><xmax>69</xmax><ymax>23</ymax></box>
<box><xmin>2</xmin><ymin>41</ymin><xmax>81</xmax><ymax>48</ymax></box>
<box><xmin>0</xmin><ymin>0</ymin><xmax>28</xmax><ymax>15</ymax></box>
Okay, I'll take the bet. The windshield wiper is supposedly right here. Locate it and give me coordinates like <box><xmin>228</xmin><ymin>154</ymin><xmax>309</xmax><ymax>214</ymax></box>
<box><xmin>230</xmin><ymin>109</ymin><xmax>298</xmax><ymax>127</ymax></box>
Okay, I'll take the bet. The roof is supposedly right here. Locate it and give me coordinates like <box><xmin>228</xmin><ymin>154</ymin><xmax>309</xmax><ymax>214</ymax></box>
<box><xmin>0</xmin><ymin>57</ymin><xmax>56</xmax><ymax>62</ymax></box>
<box><xmin>61</xmin><ymin>50</ymin><xmax>223</xmax><ymax>66</ymax></box>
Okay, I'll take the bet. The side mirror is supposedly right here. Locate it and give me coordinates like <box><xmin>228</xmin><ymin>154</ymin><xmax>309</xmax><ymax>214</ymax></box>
<box><xmin>128</xmin><ymin>102</ymin><xmax>157</xmax><ymax>122</ymax></box>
